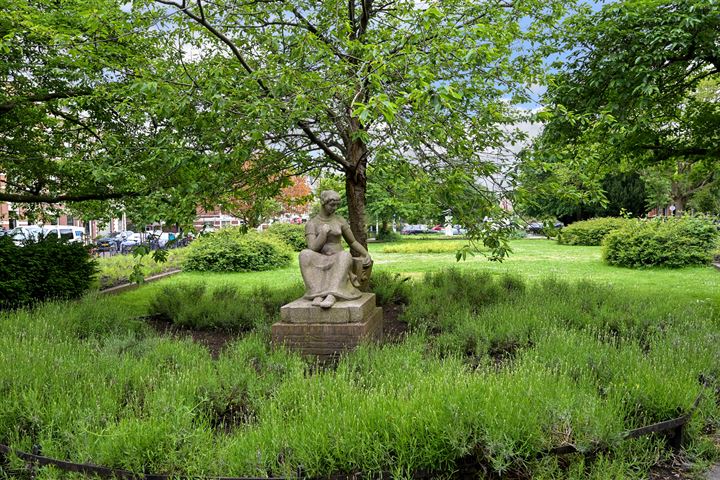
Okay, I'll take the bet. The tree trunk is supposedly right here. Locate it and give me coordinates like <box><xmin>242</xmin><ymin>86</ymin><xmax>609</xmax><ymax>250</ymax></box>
<box><xmin>670</xmin><ymin>180</ymin><xmax>686</xmax><ymax>215</ymax></box>
<box><xmin>345</xmin><ymin>138</ymin><xmax>368</xmax><ymax>249</ymax></box>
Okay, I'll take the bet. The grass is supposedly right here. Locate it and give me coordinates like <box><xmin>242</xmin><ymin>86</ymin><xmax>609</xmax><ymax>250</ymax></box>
<box><xmin>95</xmin><ymin>248</ymin><xmax>187</xmax><ymax>289</ymax></box>
<box><xmin>1</xmin><ymin>239</ymin><xmax>719</xmax><ymax>479</ymax></box>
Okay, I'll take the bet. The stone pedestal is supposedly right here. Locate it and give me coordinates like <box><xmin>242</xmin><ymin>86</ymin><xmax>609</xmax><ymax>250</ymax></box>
<box><xmin>272</xmin><ymin>293</ymin><xmax>383</xmax><ymax>359</ymax></box>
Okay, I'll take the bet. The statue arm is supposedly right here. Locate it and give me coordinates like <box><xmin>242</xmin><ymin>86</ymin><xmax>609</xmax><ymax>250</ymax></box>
<box><xmin>306</xmin><ymin>223</ymin><xmax>327</xmax><ymax>252</ymax></box>
<box><xmin>341</xmin><ymin>222</ymin><xmax>372</xmax><ymax>265</ymax></box>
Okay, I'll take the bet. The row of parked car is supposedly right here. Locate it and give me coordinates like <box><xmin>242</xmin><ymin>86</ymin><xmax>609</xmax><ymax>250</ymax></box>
<box><xmin>94</xmin><ymin>230</ymin><xmax>191</xmax><ymax>254</ymax></box>
<box><xmin>400</xmin><ymin>224</ymin><xmax>468</xmax><ymax>235</ymax></box>
<box><xmin>0</xmin><ymin>225</ymin><xmax>87</xmax><ymax>245</ymax></box>
<box><xmin>0</xmin><ymin>226</ymin><xmax>191</xmax><ymax>253</ymax></box>
<box><xmin>398</xmin><ymin>220</ymin><xmax>565</xmax><ymax>236</ymax></box>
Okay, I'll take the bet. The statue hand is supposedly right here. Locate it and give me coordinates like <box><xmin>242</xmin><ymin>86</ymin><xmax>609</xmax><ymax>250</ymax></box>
<box><xmin>362</xmin><ymin>255</ymin><xmax>372</xmax><ymax>268</ymax></box>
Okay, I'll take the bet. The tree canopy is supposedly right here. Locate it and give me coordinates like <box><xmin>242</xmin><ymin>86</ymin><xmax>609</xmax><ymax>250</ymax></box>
<box><xmin>525</xmin><ymin>0</ymin><xmax>720</xmax><ymax>215</ymax></box>
<box><xmin>131</xmin><ymin>0</ymin><xmax>573</xmax><ymax>253</ymax></box>
<box><xmin>3</xmin><ymin>0</ymin><xmax>576</xmax><ymax>254</ymax></box>
<box><xmin>0</xmin><ymin>0</ymin><xmax>292</xmax><ymax>226</ymax></box>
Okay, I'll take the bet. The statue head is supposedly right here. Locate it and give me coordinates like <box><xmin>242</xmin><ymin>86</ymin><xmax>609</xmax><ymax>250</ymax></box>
<box><xmin>319</xmin><ymin>190</ymin><xmax>341</xmax><ymax>205</ymax></box>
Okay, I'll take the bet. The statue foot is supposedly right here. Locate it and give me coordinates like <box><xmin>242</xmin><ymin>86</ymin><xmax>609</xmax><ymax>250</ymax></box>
<box><xmin>311</xmin><ymin>296</ymin><xmax>323</xmax><ymax>306</ymax></box>
<box><xmin>319</xmin><ymin>294</ymin><xmax>336</xmax><ymax>309</ymax></box>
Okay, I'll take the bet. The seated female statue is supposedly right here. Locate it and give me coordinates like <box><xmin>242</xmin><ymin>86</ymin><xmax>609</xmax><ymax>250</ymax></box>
<box><xmin>299</xmin><ymin>190</ymin><xmax>372</xmax><ymax>309</ymax></box>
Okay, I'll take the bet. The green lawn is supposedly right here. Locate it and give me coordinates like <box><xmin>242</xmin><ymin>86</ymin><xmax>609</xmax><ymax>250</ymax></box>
<box><xmin>115</xmin><ymin>238</ymin><xmax>720</xmax><ymax>315</ymax></box>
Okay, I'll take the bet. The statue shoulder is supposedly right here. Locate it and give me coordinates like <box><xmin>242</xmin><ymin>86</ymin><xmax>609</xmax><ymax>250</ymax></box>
<box><xmin>305</xmin><ymin>217</ymin><xmax>321</xmax><ymax>233</ymax></box>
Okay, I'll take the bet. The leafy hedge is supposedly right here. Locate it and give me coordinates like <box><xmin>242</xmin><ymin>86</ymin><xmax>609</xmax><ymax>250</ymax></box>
<box><xmin>0</xmin><ymin>236</ymin><xmax>97</xmax><ymax>309</ymax></box>
<box><xmin>602</xmin><ymin>216</ymin><xmax>719</xmax><ymax>268</ymax></box>
<box><xmin>184</xmin><ymin>228</ymin><xmax>292</xmax><ymax>272</ymax></box>
<box><xmin>557</xmin><ymin>217</ymin><xmax>631</xmax><ymax>246</ymax></box>
<box><xmin>266</xmin><ymin>223</ymin><xmax>306</xmax><ymax>251</ymax></box>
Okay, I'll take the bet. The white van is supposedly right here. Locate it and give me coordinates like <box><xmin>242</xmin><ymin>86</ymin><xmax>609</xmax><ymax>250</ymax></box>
<box><xmin>42</xmin><ymin>225</ymin><xmax>86</xmax><ymax>243</ymax></box>
<box><xmin>8</xmin><ymin>225</ymin><xmax>44</xmax><ymax>245</ymax></box>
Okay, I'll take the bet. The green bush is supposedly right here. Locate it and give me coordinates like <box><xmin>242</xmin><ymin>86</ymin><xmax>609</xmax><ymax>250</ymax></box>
<box><xmin>375</xmin><ymin>230</ymin><xmax>402</xmax><ymax>242</ymax></box>
<box><xmin>0</xmin><ymin>236</ymin><xmax>97</xmax><ymax>309</ymax></box>
<box><xmin>265</xmin><ymin>223</ymin><xmax>306</xmax><ymax>251</ymax></box>
<box><xmin>602</xmin><ymin>216</ymin><xmax>719</xmax><ymax>268</ymax></box>
<box><xmin>184</xmin><ymin>228</ymin><xmax>292</xmax><ymax>272</ymax></box>
<box><xmin>149</xmin><ymin>282</ymin><xmax>304</xmax><ymax>331</ymax></box>
<box><xmin>558</xmin><ymin>217</ymin><xmax>631</xmax><ymax>246</ymax></box>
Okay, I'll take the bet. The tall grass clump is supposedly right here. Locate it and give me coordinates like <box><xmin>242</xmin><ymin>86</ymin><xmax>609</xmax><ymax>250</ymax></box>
<box><xmin>401</xmin><ymin>269</ymin><xmax>526</xmax><ymax>334</ymax></box>
<box><xmin>369</xmin><ymin>271</ymin><xmax>412</xmax><ymax>307</ymax></box>
<box><xmin>603</xmin><ymin>216</ymin><xmax>719</xmax><ymax>268</ymax></box>
<box><xmin>1</xmin><ymin>261</ymin><xmax>719</xmax><ymax>479</ymax></box>
<box><xmin>149</xmin><ymin>281</ymin><xmax>304</xmax><ymax>331</ymax></box>
<box><xmin>184</xmin><ymin>228</ymin><xmax>292</xmax><ymax>272</ymax></box>
<box><xmin>96</xmin><ymin>248</ymin><xmax>186</xmax><ymax>289</ymax></box>
<box><xmin>558</xmin><ymin>217</ymin><xmax>631</xmax><ymax>246</ymax></box>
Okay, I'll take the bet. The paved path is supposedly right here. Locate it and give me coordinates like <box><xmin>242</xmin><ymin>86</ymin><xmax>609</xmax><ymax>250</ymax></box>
<box><xmin>708</xmin><ymin>465</ymin><xmax>720</xmax><ymax>480</ymax></box>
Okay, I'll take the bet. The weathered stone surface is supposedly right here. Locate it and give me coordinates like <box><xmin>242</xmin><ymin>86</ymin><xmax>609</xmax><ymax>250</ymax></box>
<box><xmin>272</xmin><ymin>306</ymin><xmax>383</xmax><ymax>359</ymax></box>
<box><xmin>280</xmin><ymin>292</ymin><xmax>377</xmax><ymax>324</ymax></box>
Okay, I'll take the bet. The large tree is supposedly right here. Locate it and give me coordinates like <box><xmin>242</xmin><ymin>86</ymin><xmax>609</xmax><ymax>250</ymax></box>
<box><xmin>527</xmin><ymin>0</ymin><xmax>720</xmax><ymax>214</ymax></box>
<box><xmin>0</xmin><ymin>0</ymin><xmax>291</xmax><ymax>226</ymax></box>
<box><xmin>132</xmin><ymin>0</ymin><xmax>573</xmax><ymax>251</ymax></box>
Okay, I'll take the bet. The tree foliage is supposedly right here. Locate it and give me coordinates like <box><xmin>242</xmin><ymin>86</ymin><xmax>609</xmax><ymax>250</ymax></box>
<box><xmin>130</xmin><ymin>0</ymin><xmax>574</xmax><ymax>256</ymax></box>
<box><xmin>527</xmin><ymin>0</ymin><xmax>720</xmax><ymax>215</ymax></box>
<box><xmin>0</xmin><ymin>0</ymin><xmax>293</xmax><ymax>227</ymax></box>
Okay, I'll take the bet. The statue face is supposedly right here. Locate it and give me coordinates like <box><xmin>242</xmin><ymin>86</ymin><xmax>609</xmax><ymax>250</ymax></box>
<box><xmin>324</xmin><ymin>198</ymin><xmax>340</xmax><ymax>214</ymax></box>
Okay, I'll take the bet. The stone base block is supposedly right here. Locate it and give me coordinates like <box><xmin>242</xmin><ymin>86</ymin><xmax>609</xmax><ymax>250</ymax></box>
<box><xmin>272</xmin><ymin>306</ymin><xmax>383</xmax><ymax>359</ymax></box>
<box><xmin>280</xmin><ymin>292</ymin><xmax>377</xmax><ymax>324</ymax></box>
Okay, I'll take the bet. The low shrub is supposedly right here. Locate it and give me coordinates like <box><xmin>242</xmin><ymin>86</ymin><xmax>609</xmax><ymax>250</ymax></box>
<box><xmin>374</xmin><ymin>230</ymin><xmax>402</xmax><ymax>242</ymax></box>
<box><xmin>265</xmin><ymin>223</ymin><xmax>306</xmax><ymax>251</ymax></box>
<box><xmin>602</xmin><ymin>216</ymin><xmax>719</xmax><ymax>268</ymax></box>
<box><xmin>149</xmin><ymin>281</ymin><xmax>304</xmax><ymax>331</ymax></box>
<box><xmin>558</xmin><ymin>217</ymin><xmax>631</xmax><ymax>246</ymax></box>
<box><xmin>0</xmin><ymin>236</ymin><xmax>97</xmax><ymax>309</ymax></box>
<box><xmin>184</xmin><ymin>228</ymin><xmax>292</xmax><ymax>272</ymax></box>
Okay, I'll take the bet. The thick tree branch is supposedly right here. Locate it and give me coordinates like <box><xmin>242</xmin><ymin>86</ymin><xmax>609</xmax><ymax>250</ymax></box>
<box><xmin>0</xmin><ymin>90</ymin><xmax>91</xmax><ymax>115</ymax></box>
<box><xmin>0</xmin><ymin>191</ymin><xmax>143</xmax><ymax>203</ymax></box>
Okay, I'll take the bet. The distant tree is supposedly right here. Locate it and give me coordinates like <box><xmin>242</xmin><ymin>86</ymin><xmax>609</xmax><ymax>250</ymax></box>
<box><xmin>528</xmin><ymin>0</ymin><xmax>720</xmax><ymax>215</ymax></box>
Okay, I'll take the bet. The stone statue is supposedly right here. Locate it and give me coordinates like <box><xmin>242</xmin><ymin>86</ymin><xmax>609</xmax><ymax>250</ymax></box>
<box><xmin>299</xmin><ymin>190</ymin><xmax>373</xmax><ymax>309</ymax></box>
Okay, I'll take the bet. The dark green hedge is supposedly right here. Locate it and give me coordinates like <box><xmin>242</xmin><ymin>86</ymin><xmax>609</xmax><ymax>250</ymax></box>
<box><xmin>557</xmin><ymin>217</ymin><xmax>631</xmax><ymax>246</ymax></box>
<box><xmin>602</xmin><ymin>217</ymin><xmax>719</xmax><ymax>268</ymax></box>
<box><xmin>266</xmin><ymin>223</ymin><xmax>306</xmax><ymax>251</ymax></box>
<box><xmin>0</xmin><ymin>236</ymin><xmax>97</xmax><ymax>309</ymax></box>
<box><xmin>184</xmin><ymin>228</ymin><xmax>292</xmax><ymax>272</ymax></box>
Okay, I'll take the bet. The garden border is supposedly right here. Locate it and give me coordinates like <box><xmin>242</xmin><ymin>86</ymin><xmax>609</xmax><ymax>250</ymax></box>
<box><xmin>99</xmin><ymin>269</ymin><xmax>182</xmax><ymax>295</ymax></box>
<box><xmin>0</xmin><ymin>390</ymin><xmax>704</xmax><ymax>480</ymax></box>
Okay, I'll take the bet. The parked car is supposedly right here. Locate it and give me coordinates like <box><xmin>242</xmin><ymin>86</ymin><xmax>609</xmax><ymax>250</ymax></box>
<box><xmin>401</xmin><ymin>224</ymin><xmax>428</xmax><ymax>235</ymax></box>
<box><xmin>147</xmin><ymin>231</ymin><xmax>177</xmax><ymax>249</ymax></box>
<box><xmin>95</xmin><ymin>232</ymin><xmax>122</xmax><ymax>253</ymax></box>
<box><xmin>120</xmin><ymin>232</ymin><xmax>142</xmax><ymax>253</ymax></box>
<box><xmin>8</xmin><ymin>225</ymin><xmax>44</xmax><ymax>245</ymax></box>
<box><xmin>42</xmin><ymin>225</ymin><xmax>86</xmax><ymax>243</ymax></box>
<box><xmin>525</xmin><ymin>221</ymin><xmax>564</xmax><ymax>235</ymax></box>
